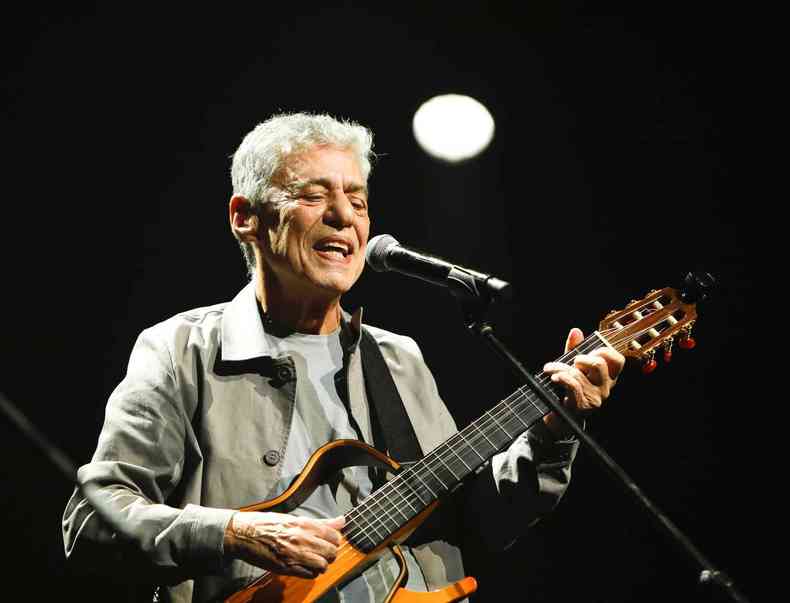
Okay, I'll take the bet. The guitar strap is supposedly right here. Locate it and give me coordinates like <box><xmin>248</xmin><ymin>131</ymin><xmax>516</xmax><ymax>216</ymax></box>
<box><xmin>359</xmin><ymin>327</ymin><xmax>424</xmax><ymax>465</ymax></box>
<box><xmin>358</xmin><ymin>328</ymin><xmax>453</xmax><ymax>551</ymax></box>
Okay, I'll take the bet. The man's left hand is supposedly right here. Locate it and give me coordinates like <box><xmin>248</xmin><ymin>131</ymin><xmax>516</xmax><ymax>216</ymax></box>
<box><xmin>541</xmin><ymin>327</ymin><xmax>625</xmax><ymax>438</ymax></box>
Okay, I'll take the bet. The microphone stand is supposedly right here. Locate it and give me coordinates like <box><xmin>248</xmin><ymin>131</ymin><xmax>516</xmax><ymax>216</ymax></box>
<box><xmin>0</xmin><ymin>391</ymin><xmax>132</xmax><ymax>541</ymax></box>
<box><xmin>447</xmin><ymin>279</ymin><xmax>749</xmax><ymax>603</ymax></box>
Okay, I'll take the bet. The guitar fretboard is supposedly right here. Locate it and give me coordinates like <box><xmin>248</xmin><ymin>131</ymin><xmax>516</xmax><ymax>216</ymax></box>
<box><xmin>343</xmin><ymin>332</ymin><xmax>608</xmax><ymax>552</ymax></box>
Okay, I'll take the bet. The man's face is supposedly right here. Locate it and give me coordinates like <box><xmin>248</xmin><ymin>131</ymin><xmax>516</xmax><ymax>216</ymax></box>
<box><xmin>260</xmin><ymin>145</ymin><xmax>370</xmax><ymax>298</ymax></box>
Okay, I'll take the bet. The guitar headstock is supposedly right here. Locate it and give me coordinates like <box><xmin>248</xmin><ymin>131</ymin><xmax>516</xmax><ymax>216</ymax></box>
<box><xmin>598</xmin><ymin>284</ymin><xmax>701</xmax><ymax>374</ymax></box>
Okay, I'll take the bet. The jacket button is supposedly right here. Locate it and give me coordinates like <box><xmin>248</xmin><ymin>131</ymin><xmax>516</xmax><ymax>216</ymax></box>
<box><xmin>263</xmin><ymin>450</ymin><xmax>281</xmax><ymax>466</ymax></box>
<box><xmin>276</xmin><ymin>366</ymin><xmax>293</xmax><ymax>382</ymax></box>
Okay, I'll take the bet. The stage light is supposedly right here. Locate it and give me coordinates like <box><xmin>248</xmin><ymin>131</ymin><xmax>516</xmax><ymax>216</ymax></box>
<box><xmin>412</xmin><ymin>94</ymin><xmax>495</xmax><ymax>163</ymax></box>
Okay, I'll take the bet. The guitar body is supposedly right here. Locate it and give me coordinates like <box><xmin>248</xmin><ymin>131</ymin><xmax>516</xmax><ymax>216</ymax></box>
<box><xmin>225</xmin><ymin>439</ymin><xmax>477</xmax><ymax>603</ymax></box>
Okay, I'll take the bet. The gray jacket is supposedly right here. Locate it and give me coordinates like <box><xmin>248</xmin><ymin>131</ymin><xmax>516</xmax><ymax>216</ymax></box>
<box><xmin>62</xmin><ymin>283</ymin><xmax>579</xmax><ymax>602</ymax></box>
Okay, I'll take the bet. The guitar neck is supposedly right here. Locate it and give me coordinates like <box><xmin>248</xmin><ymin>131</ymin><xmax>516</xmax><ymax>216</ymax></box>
<box><xmin>343</xmin><ymin>331</ymin><xmax>610</xmax><ymax>552</ymax></box>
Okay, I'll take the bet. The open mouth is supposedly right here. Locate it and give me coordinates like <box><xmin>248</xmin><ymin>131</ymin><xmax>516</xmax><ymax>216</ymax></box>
<box><xmin>314</xmin><ymin>240</ymin><xmax>352</xmax><ymax>261</ymax></box>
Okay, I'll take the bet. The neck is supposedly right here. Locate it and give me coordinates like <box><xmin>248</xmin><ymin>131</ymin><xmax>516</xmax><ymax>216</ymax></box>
<box><xmin>254</xmin><ymin>268</ymin><xmax>342</xmax><ymax>335</ymax></box>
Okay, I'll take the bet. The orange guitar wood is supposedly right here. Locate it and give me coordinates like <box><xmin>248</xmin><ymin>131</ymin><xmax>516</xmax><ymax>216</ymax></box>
<box><xmin>389</xmin><ymin>577</ymin><xmax>478</xmax><ymax>603</ymax></box>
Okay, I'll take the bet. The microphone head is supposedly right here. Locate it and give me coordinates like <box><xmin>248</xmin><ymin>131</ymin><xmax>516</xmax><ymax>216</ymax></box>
<box><xmin>365</xmin><ymin>234</ymin><xmax>399</xmax><ymax>272</ymax></box>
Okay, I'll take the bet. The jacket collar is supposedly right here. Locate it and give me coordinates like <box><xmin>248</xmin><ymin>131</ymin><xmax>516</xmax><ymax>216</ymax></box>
<box><xmin>221</xmin><ymin>281</ymin><xmax>363</xmax><ymax>361</ymax></box>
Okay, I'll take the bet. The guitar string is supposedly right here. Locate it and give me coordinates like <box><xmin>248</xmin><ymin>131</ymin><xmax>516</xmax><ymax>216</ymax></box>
<box><xmin>340</xmin><ymin>327</ymin><xmax>638</xmax><ymax>526</ymax></box>
<box><xmin>337</xmin><ymin>316</ymin><xmax>676</xmax><ymax>549</ymax></box>
<box><xmin>338</xmin><ymin>326</ymin><xmax>644</xmax><ymax>546</ymax></box>
<box><xmin>334</xmin><ymin>321</ymin><xmax>680</xmax><ymax>580</ymax></box>
<box><xmin>340</xmin><ymin>313</ymin><xmax>679</xmax><ymax>550</ymax></box>
<box><xmin>241</xmin><ymin>309</ymin><xmax>682</xmax><ymax>591</ymax></box>
<box><xmin>332</xmin><ymin>330</ymin><xmax>624</xmax><ymax>553</ymax></box>
<box><xmin>340</xmin><ymin>336</ymin><xmax>599</xmax><ymax>534</ymax></box>
<box><xmin>263</xmin><ymin>305</ymin><xmax>669</xmax><ymax>554</ymax></box>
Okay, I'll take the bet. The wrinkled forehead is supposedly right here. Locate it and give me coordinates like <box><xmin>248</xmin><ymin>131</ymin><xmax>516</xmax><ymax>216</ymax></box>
<box><xmin>275</xmin><ymin>144</ymin><xmax>366</xmax><ymax>190</ymax></box>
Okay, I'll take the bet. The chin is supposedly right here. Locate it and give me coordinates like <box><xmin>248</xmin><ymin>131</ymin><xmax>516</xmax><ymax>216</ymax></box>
<box><xmin>305</xmin><ymin>265</ymin><xmax>362</xmax><ymax>294</ymax></box>
<box><xmin>310</xmin><ymin>273</ymin><xmax>360</xmax><ymax>297</ymax></box>
<box><xmin>315</xmin><ymin>280</ymin><xmax>355</xmax><ymax>296</ymax></box>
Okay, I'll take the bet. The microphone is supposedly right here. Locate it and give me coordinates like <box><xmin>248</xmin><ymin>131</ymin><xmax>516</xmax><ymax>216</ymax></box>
<box><xmin>365</xmin><ymin>234</ymin><xmax>512</xmax><ymax>300</ymax></box>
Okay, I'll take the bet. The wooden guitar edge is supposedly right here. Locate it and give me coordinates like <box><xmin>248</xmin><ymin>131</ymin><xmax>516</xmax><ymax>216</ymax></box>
<box><xmin>239</xmin><ymin>439</ymin><xmax>400</xmax><ymax>513</ymax></box>
<box><xmin>390</xmin><ymin>577</ymin><xmax>478</xmax><ymax>603</ymax></box>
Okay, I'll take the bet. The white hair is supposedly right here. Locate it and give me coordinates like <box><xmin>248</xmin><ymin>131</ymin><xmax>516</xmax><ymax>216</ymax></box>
<box><xmin>230</xmin><ymin>112</ymin><xmax>375</xmax><ymax>275</ymax></box>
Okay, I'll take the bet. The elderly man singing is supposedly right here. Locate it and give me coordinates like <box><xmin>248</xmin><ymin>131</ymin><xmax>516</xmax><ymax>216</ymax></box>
<box><xmin>63</xmin><ymin>112</ymin><xmax>624</xmax><ymax>603</ymax></box>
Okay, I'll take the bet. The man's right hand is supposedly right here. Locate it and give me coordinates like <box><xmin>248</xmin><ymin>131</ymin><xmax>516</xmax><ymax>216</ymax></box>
<box><xmin>223</xmin><ymin>511</ymin><xmax>345</xmax><ymax>578</ymax></box>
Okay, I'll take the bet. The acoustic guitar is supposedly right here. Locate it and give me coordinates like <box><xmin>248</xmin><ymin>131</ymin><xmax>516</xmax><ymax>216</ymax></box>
<box><xmin>226</xmin><ymin>283</ymin><xmax>701</xmax><ymax>603</ymax></box>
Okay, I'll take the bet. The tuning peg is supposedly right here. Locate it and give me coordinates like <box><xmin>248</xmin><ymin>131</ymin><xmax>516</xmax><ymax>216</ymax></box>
<box><xmin>663</xmin><ymin>338</ymin><xmax>674</xmax><ymax>363</ymax></box>
<box><xmin>678</xmin><ymin>336</ymin><xmax>696</xmax><ymax>350</ymax></box>
<box><xmin>641</xmin><ymin>351</ymin><xmax>658</xmax><ymax>374</ymax></box>
<box><xmin>678</xmin><ymin>324</ymin><xmax>696</xmax><ymax>350</ymax></box>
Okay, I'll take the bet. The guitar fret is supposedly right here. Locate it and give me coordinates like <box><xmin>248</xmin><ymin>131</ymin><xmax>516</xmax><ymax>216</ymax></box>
<box><xmin>423</xmin><ymin>455</ymin><xmax>453</xmax><ymax>487</ymax></box>
<box><xmin>503</xmin><ymin>396</ymin><xmax>529</xmax><ymax>429</ymax></box>
<box><xmin>371</xmin><ymin>477</ymin><xmax>420</xmax><ymax>523</ymax></box>
<box><xmin>381</xmin><ymin>497</ymin><xmax>411</xmax><ymax>524</ymax></box>
<box><xmin>502</xmin><ymin>405</ymin><xmax>528</xmax><ymax>434</ymax></box>
<box><xmin>434</xmin><ymin>448</ymin><xmax>461</xmax><ymax>480</ymax></box>
<box><xmin>448</xmin><ymin>438</ymin><xmax>474</xmax><ymax>469</ymax></box>
<box><xmin>352</xmin><ymin>532</ymin><xmax>376</xmax><ymax>550</ymax></box>
<box><xmin>523</xmin><ymin>391</ymin><xmax>550</xmax><ymax>423</ymax></box>
<box><xmin>380</xmin><ymin>503</ymin><xmax>400</xmax><ymax>531</ymax></box>
<box><xmin>470</xmin><ymin>423</ymin><xmax>496</xmax><ymax>457</ymax></box>
<box><xmin>365</xmin><ymin>504</ymin><xmax>394</xmax><ymax>536</ymax></box>
<box><xmin>348</xmin><ymin>496</ymin><xmax>407</xmax><ymax>552</ymax></box>
<box><xmin>412</xmin><ymin>465</ymin><xmax>442</xmax><ymax>497</ymax></box>
<box><xmin>390</xmin><ymin>480</ymin><xmax>419</xmax><ymax>516</ymax></box>
<box><xmin>512</xmin><ymin>389</ymin><xmax>546</xmax><ymax>422</ymax></box>
<box><xmin>401</xmin><ymin>473</ymin><xmax>428</xmax><ymax>506</ymax></box>
<box><xmin>353</xmin><ymin>509</ymin><xmax>386</xmax><ymax>543</ymax></box>
<box><xmin>406</xmin><ymin>469</ymin><xmax>438</xmax><ymax>506</ymax></box>
<box><xmin>480</xmin><ymin>422</ymin><xmax>509</xmax><ymax>451</ymax></box>
<box><xmin>485</xmin><ymin>408</ymin><xmax>514</xmax><ymax>440</ymax></box>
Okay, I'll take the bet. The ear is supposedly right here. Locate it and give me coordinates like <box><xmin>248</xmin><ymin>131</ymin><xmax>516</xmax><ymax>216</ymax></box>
<box><xmin>229</xmin><ymin>195</ymin><xmax>260</xmax><ymax>244</ymax></box>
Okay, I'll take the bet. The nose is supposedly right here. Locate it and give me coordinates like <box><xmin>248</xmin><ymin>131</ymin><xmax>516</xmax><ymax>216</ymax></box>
<box><xmin>323</xmin><ymin>192</ymin><xmax>355</xmax><ymax>229</ymax></box>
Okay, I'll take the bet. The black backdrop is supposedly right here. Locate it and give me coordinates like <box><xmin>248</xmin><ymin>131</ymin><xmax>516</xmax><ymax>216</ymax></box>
<box><xmin>1</xmin><ymin>3</ymin><xmax>760</xmax><ymax>602</ymax></box>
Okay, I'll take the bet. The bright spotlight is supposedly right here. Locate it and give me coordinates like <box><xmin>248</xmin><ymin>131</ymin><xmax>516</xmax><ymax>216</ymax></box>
<box><xmin>412</xmin><ymin>94</ymin><xmax>495</xmax><ymax>163</ymax></box>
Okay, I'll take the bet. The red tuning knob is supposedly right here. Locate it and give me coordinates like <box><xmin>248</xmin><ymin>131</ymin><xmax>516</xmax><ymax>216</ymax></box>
<box><xmin>679</xmin><ymin>324</ymin><xmax>696</xmax><ymax>350</ymax></box>
<box><xmin>679</xmin><ymin>336</ymin><xmax>696</xmax><ymax>350</ymax></box>
<box><xmin>642</xmin><ymin>358</ymin><xmax>658</xmax><ymax>374</ymax></box>
<box><xmin>663</xmin><ymin>338</ymin><xmax>674</xmax><ymax>363</ymax></box>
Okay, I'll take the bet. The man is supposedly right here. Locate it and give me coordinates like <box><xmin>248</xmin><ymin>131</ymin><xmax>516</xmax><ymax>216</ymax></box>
<box><xmin>63</xmin><ymin>112</ymin><xmax>624</xmax><ymax>602</ymax></box>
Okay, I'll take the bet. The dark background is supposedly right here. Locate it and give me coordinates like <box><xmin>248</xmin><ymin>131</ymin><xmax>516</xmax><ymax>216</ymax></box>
<box><xmin>1</xmin><ymin>2</ymin><xmax>760</xmax><ymax>602</ymax></box>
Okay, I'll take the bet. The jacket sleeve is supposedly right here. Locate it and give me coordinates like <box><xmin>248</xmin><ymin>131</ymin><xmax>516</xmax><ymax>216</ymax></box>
<box><xmin>61</xmin><ymin>327</ymin><xmax>235</xmax><ymax>583</ymax></box>
<box><xmin>466</xmin><ymin>419</ymin><xmax>580</xmax><ymax>551</ymax></box>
